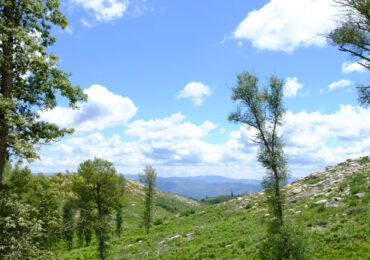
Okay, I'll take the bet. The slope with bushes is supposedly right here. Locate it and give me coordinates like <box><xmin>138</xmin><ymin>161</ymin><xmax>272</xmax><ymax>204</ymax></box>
<box><xmin>61</xmin><ymin>156</ymin><xmax>369</xmax><ymax>259</ymax></box>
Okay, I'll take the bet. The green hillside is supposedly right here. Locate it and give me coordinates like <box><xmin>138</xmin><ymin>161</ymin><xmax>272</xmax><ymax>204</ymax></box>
<box><xmin>61</xmin><ymin>157</ymin><xmax>370</xmax><ymax>259</ymax></box>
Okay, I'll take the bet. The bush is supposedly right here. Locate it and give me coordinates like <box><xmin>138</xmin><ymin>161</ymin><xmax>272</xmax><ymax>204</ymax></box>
<box><xmin>154</xmin><ymin>218</ymin><xmax>163</xmax><ymax>225</ymax></box>
<box><xmin>258</xmin><ymin>223</ymin><xmax>310</xmax><ymax>260</ymax></box>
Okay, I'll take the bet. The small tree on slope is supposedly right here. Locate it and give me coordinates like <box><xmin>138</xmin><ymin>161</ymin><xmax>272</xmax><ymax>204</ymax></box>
<box><xmin>229</xmin><ymin>71</ymin><xmax>308</xmax><ymax>259</ymax></box>
<box><xmin>139</xmin><ymin>166</ymin><xmax>157</xmax><ymax>235</ymax></box>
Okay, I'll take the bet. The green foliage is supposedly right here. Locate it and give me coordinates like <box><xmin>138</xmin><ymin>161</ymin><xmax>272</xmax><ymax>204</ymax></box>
<box><xmin>0</xmin><ymin>163</ymin><xmax>62</xmax><ymax>258</ymax></box>
<box><xmin>73</xmin><ymin>158</ymin><xmax>124</xmax><ymax>259</ymax></box>
<box><xmin>200</xmin><ymin>194</ymin><xmax>235</xmax><ymax>205</ymax></box>
<box><xmin>327</xmin><ymin>0</ymin><xmax>370</xmax><ymax>107</ymax></box>
<box><xmin>229</xmin><ymin>71</ymin><xmax>288</xmax><ymax>226</ymax></box>
<box><xmin>303</xmin><ymin>177</ymin><xmax>321</xmax><ymax>185</ymax></box>
<box><xmin>0</xmin><ymin>0</ymin><xmax>87</xmax><ymax>188</ymax></box>
<box><xmin>359</xmin><ymin>156</ymin><xmax>370</xmax><ymax>165</ymax></box>
<box><xmin>115</xmin><ymin>207</ymin><xmax>123</xmax><ymax>237</ymax></box>
<box><xmin>259</xmin><ymin>222</ymin><xmax>310</xmax><ymax>260</ymax></box>
<box><xmin>139</xmin><ymin>165</ymin><xmax>157</xmax><ymax>235</ymax></box>
<box><xmin>62</xmin><ymin>200</ymin><xmax>75</xmax><ymax>250</ymax></box>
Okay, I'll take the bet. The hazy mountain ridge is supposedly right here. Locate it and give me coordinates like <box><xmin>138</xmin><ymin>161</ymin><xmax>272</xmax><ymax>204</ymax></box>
<box><xmin>124</xmin><ymin>174</ymin><xmax>264</xmax><ymax>198</ymax></box>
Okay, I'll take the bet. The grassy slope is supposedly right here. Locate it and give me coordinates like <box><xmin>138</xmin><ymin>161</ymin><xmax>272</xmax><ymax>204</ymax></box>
<box><xmin>61</xmin><ymin>157</ymin><xmax>370</xmax><ymax>259</ymax></box>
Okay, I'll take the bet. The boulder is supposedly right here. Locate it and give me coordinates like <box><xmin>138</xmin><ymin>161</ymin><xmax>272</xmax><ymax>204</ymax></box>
<box><xmin>314</xmin><ymin>199</ymin><xmax>327</xmax><ymax>205</ymax></box>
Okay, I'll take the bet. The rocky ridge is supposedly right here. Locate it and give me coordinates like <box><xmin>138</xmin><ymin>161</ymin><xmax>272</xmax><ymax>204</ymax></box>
<box><xmin>226</xmin><ymin>156</ymin><xmax>370</xmax><ymax>211</ymax></box>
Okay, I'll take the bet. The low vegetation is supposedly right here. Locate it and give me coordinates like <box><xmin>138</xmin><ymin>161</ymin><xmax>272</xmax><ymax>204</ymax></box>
<box><xmin>59</xmin><ymin>156</ymin><xmax>369</xmax><ymax>259</ymax></box>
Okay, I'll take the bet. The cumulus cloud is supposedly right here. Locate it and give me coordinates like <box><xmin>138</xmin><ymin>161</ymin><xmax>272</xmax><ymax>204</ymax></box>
<box><xmin>40</xmin><ymin>84</ymin><xmax>137</xmax><ymax>133</ymax></box>
<box><xmin>283</xmin><ymin>105</ymin><xmax>370</xmax><ymax>173</ymax></box>
<box><xmin>342</xmin><ymin>61</ymin><xmax>367</xmax><ymax>73</ymax></box>
<box><xmin>328</xmin><ymin>79</ymin><xmax>351</xmax><ymax>91</ymax></box>
<box><xmin>177</xmin><ymin>82</ymin><xmax>212</xmax><ymax>106</ymax></box>
<box><xmin>32</xmin><ymin>106</ymin><xmax>370</xmax><ymax>179</ymax></box>
<box><xmin>284</xmin><ymin>77</ymin><xmax>303</xmax><ymax>97</ymax></box>
<box><xmin>71</xmin><ymin>0</ymin><xmax>129</xmax><ymax>22</ymax></box>
<box><xmin>234</xmin><ymin>0</ymin><xmax>337</xmax><ymax>52</ymax></box>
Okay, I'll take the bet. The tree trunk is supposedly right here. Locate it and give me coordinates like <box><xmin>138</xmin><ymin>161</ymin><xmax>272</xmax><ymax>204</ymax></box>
<box><xmin>0</xmin><ymin>0</ymin><xmax>14</xmax><ymax>190</ymax></box>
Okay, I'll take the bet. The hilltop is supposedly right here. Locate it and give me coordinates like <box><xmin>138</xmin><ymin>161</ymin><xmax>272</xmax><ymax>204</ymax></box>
<box><xmin>61</xmin><ymin>156</ymin><xmax>370</xmax><ymax>259</ymax></box>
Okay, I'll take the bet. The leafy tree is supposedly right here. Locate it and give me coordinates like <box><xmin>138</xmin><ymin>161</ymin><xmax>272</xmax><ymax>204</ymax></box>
<box><xmin>328</xmin><ymin>0</ymin><xmax>369</xmax><ymax>106</ymax></box>
<box><xmin>0</xmin><ymin>163</ymin><xmax>60</xmax><ymax>258</ymax></box>
<box><xmin>115</xmin><ymin>207</ymin><xmax>123</xmax><ymax>237</ymax></box>
<box><xmin>73</xmin><ymin>158</ymin><xmax>124</xmax><ymax>260</ymax></box>
<box><xmin>229</xmin><ymin>72</ymin><xmax>308</xmax><ymax>259</ymax></box>
<box><xmin>62</xmin><ymin>200</ymin><xmax>75</xmax><ymax>250</ymax></box>
<box><xmin>139</xmin><ymin>166</ymin><xmax>157</xmax><ymax>235</ymax></box>
<box><xmin>0</xmin><ymin>0</ymin><xmax>87</xmax><ymax>189</ymax></box>
<box><xmin>76</xmin><ymin>207</ymin><xmax>93</xmax><ymax>247</ymax></box>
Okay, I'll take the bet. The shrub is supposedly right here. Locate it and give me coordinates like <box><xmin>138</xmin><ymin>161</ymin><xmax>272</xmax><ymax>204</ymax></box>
<box><xmin>258</xmin><ymin>223</ymin><xmax>311</xmax><ymax>260</ymax></box>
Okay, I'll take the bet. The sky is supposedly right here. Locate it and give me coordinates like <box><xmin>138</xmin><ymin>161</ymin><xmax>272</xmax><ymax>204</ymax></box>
<box><xmin>29</xmin><ymin>0</ymin><xmax>370</xmax><ymax>179</ymax></box>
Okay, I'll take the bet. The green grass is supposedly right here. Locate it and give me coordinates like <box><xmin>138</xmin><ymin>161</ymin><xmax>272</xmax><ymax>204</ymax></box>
<box><xmin>59</xmin><ymin>164</ymin><xmax>370</xmax><ymax>259</ymax></box>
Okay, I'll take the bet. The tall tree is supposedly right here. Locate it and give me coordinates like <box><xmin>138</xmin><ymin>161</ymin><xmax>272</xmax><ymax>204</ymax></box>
<box><xmin>62</xmin><ymin>200</ymin><xmax>75</xmax><ymax>250</ymax></box>
<box><xmin>328</xmin><ymin>0</ymin><xmax>369</xmax><ymax>106</ymax></box>
<box><xmin>139</xmin><ymin>166</ymin><xmax>157</xmax><ymax>235</ymax></box>
<box><xmin>0</xmin><ymin>0</ymin><xmax>87</xmax><ymax>189</ymax></box>
<box><xmin>229</xmin><ymin>72</ymin><xmax>308</xmax><ymax>259</ymax></box>
<box><xmin>73</xmin><ymin>158</ymin><xmax>124</xmax><ymax>260</ymax></box>
<box><xmin>229</xmin><ymin>72</ymin><xmax>287</xmax><ymax>226</ymax></box>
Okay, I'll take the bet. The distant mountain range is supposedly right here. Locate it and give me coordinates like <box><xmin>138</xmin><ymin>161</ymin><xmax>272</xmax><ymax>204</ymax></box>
<box><xmin>124</xmin><ymin>174</ymin><xmax>267</xmax><ymax>199</ymax></box>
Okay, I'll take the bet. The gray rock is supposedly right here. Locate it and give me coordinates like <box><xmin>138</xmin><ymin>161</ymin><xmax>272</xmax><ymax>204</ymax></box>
<box><xmin>331</xmin><ymin>197</ymin><xmax>341</xmax><ymax>202</ymax></box>
<box><xmin>355</xmin><ymin>193</ymin><xmax>365</xmax><ymax>199</ymax></box>
<box><xmin>314</xmin><ymin>199</ymin><xmax>327</xmax><ymax>205</ymax></box>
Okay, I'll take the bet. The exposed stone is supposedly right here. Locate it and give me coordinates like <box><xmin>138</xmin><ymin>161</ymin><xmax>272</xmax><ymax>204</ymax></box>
<box><xmin>264</xmin><ymin>214</ymin><xmax>270</xmax><ymax>217</ymax></box>
<box><xmin>314</xmin><ymin>199</ymin><xmax>327</xmax><ymax>205</ymax></box>
<box><xmin>355</xmin><ymin>193</ymin><xmax>365</xmax><ymax>199</ymax></box>
<box><xmin>169</xmin><ymin>235</ymin><xmax>180</xmax><ymax>240</ymax></box>
<box><xmin>331</xmin><ymin>197</ymin><xmax>341</xmax><ymax>202</ymax></box>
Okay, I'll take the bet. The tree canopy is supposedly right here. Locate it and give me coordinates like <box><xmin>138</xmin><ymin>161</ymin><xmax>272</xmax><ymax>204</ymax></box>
<box><xmin>0</xmin><ymin>0</ymin><xmax>87</xmax><ymax>188</ymax></box>
<box><xmin>328</xmin><ymin>0</ymin><xmax>370</xmax><ymax>106</ymax></box>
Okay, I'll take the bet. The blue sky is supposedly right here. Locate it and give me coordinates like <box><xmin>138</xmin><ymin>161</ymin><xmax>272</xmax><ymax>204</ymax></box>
<box><xmin>30</xmin><ymin>0</ymin><xmax>370</xmax><ymax>179</ymax></box>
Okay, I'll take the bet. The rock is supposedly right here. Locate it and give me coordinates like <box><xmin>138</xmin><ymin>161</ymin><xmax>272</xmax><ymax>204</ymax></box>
<box><xmin>289</xmin><ymin>199</ymin><xmax>298</xmax><ymax>204</ymax></box>
<box><xmin>159</xmin><ymin>240</ymin><xmax>165</xmax><ymax>245</ymax></box>
<box><xmin>355</xmin><ymin>193</ymin><xmax>365</xmax><ymax>199</ymax></box>
<box><xmin>169</xmin><ymin>235</ymin><xmax>180</xmax><ymax>240</ymax></box>
<box><xmin>331</xmin><ymin>197</ymin><xmax>341</xmax><ymax>202</ymax></box>
<box><xmin>314</xmin><ymin>199</ymin><xmax>327</xmax><ymax>205</ymax></box>
<box><xmin>290</xmin><ymin>187</ymin><xmax>302</xmax><ymax>195</ymax></box>
<box><xmin>264</xmin><ymin>214</ymin><xmax>270</xmax><ymax>217</ymax></box>
<box><xmin>237</xmin><ymin>197</ymin><xmax>242</xmax><ymax>201</ymax></box>
<box><xmin>225</xmin><ymin>244</ymin><xmax>232</xmax><ymax>248</ymax></box>
<box><xmin>295</xmin><ymin>211</ymin><xmax>301</xmax><ymax>215</ymax></box>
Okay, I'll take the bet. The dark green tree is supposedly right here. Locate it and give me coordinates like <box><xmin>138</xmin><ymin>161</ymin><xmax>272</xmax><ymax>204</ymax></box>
<box><xmin>62</xmin><ymin>200</ymin><xmax>75</xmax><ymax>250</ymax></box>
<box><xmin>0</xmin><ymin>0</ymin><xmax>87</xmax><ymax>189</ymax></box>
<box><xmin>328</xmin><ymin>0</ymin><xmax>369</xmax><ymax>106</ymax></box>
<box><xmin>139</xmin><ymin>166</ymin><xmax>157</xmax><ymax>235</ymax></box>
<box><xmin>229</xmin><ymin>71</ymin><xmax>308</xmax><ymax>259</ymax></box>
<box><xmin>115</xmin><ymin>207</ymin><xmax>123</xmax><ymax>237</ymax></box>
<box><xmin>73</xmin><ymin>158</ymin><xmax>124</xmax><ymax>260</ymax></box>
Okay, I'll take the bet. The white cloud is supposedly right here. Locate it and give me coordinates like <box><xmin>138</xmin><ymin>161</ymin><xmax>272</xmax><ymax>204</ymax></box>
<box><xmin>126</xmin><ymin>113</ymin><xmax>216</xmax><ymax>141</ymax></box>
<box><xmin>71</xmin><ymin>0</ymin><xmax>129</xmax><ymax>22</ymax></box>
<box><xmin>284</xmin><ymin>77</ymin><xmax>303</xmax><ymax>97</ymax></box>
<box><xmin>234</xmin><ymin>0</ymin><xmax>337</xmax><ymax>52</ymax></box>
<box><xmin>40</xmin><ymin>84</ymin><xmax>137</xmax><ymax>132</ymax></box>
<box><xmin>283</xmin><ymin>105</ymin><xmax>370</xmax><ymax>174</ymax></box>
<box><xmin>32</xmin><ymin>106</ymin><xmax>370</xmax><ymax>179</ymax></box>
<box><xmin>342</xmin><ymin>61</ymin><xmax>367</xmax><ymax>73</ymax></box>
<box><xmin>177</xmin><ymin>82</ymin><xmax>212</xmax><ymax>106</ymax></box>
<box><xmin>328</xmin><ymin>79</ymin><xmax>351</xmax><ymax>91</ymax></box>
